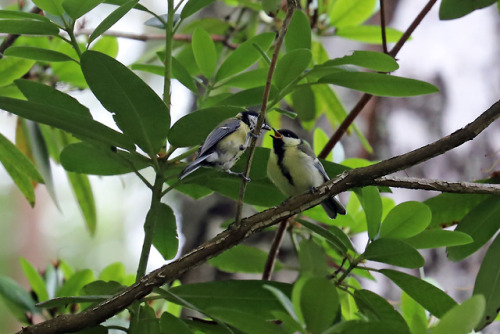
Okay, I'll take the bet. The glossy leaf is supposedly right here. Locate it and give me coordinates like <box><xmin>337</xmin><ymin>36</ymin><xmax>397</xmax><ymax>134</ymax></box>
<box><xmin>19</xmin><ymin>258</ymin><xmax>49</xmax><ymax>303</ymax></box>
<box><xmin>380</xmin><ymin>269</ymin><xmax>457</xmax><ymax>318</ymax></box>
<box><xmin>67</xmin><ymin>171</ymin><xmax>97</xmax><ymax>235</ymax></box>
<box><xmin>263</xmin><ymin>0</ymin><xmax>280</xmax><ymax>13</ymax></box>
<box><xmin>329</xmin><ymin>0</ymin><xmax>377</xmax><ymax>28</ymax></box>
<box><xmin>431</xmin><ymin>295</ymin><xmax>485</xmax><ymax>334</ymax></box>
<box><xmin>473</xmin><ymin>233</ymin><xmax>500</xmax><ymax>330</ymax></box>
<box><xmin>273</xmin><ymin>49</ymin><xmax>311</xmax><ymax>89</ymax></box>
<box><xmin>354</xmin><ymin>289</ymin><xmax>409</xmax><ymax>331</ymax></box>
<box><xmin>0</xmin><ymin>132</ymin><xmax>44</xmax><ymax>183</ymax></box>
<box><xmin>364</xmin><ymin>238</ymin><xmax>424</xmax><ymax>268</ymax></box>
<box><xmin>285</xmin><ymin>10</ymin><xmax>311</xmax><ymax>51</ymax></box>
<box><xmin>216</xmin><ymin>32</ymin><xmax>275</xmax><ymax>81</ymax></box>
<box><xmin>405</xmin><ymin>230</ymin><xmax>473</xmax><ymax>249</ymax></box>
<box><xmin>166</xmin><ymin>280</ymin><xmax>293</xmax><ymax>319</ymax></box>
<box><xmin>313</xmin><ymin>127</ymin><xmax>333</xmax><ymax>161</ymax></box>
<box><xmin>61</xmin><ymin>142</ymin><xmax>149</xmax><ymax>175</ymax></box>
<box><xmin>379</xmin><ymin>201</ymin><xmax>431</xmax><ymax>239</ymax></box>
<box><xmin>62</xmin><ymin>0</ymin><xmax>103</xmax><ymax>20</ymax></box>
<box><xmin>298</xmin><ymin>239</ymin><xmax>329</xmax><ymax>278</ymax></box>
<box><xmin>0</xmin><ymin>9</ymin><xmax>51</xmax><ymax>22</ymax></box>
<box><xmin>129</xmin><ymin>305</ymin><xmax>160</xmax><ymax>334</ymax></box>
<box><xmin>325</xmin><ymin>50</ymin><xmax>399</xmax><ymax>72</ymax></box>
<box><xmin>88</xmin><ymin>0</ymin><xmax>139</xmax><ymax>45</ymax></box>
<box><xmin>325</xmin><ymin>320</ymin><xmax>410</xmax><ymax>334</ymax></box>
<box><xmin>447</xmin><ymin>196</ymin><xmax>500</xmax><ymax>261</ymax></box>
<box><xmin>222</xmin><ymin>68</ymin><xmax>269</xmax><ymax>89</ymax></box>
<box><xmin>0</xmin><ymin>97</ymin><xmax>135</xmax><ymax>150</ymax></box>
<box><xmin>0</xmin><ymin>275</ymin><xmax>38</xmax><ymax>321</ymax></box>
<box><xmin>173</xmin><ymin>57</ymin><xmax>198</xmax><ymax>93</ymax></box>
<box><xmin>439</xmin><ymin>0</ymin><xmax>497</xmax><ymax>20</ymax></box>
<box><xmin>207</xmin><ymin>307</ymin><xmax>286</xmax><ymax>334</ymax></box>
<box><xmin>81</xmin><ymin>280</ymin><xmax>124</xmax><ymax>296</ymax></box>
<box><xmin>181</xmin><ymin>0</ymin><xmax>215</xmax><ymax>19</ymax></box>
<box><xmin>215</xmin><ymin>85</ymin><xmax>277</xmax><ymax>107</ymax></box>
<box><xmin>36</xmin><ymin>295</ymin><xmax>108</xmax><ymax>308</ymax></box>
<box><xmin>152</xmin><ymin>203</ymin><xmax>179</xmax><ymax>260</ymax></box>
<box><xmin>1</xmin><ymin>158</ymin><xmax>35</xmax><ymax>205</ymax></box>
<box><xmin>81</xmin><ymin>50</ymin><xmax>169</xmax><ymax>156</ymax></box>
<box><xmin>291</xmin><ymin>85</ymin><xmax>316</xmax><ymax>122</ymax></box>
<box><xmin>355</xmin><ymin>186</ymin><xmax>382</xmax><ymax>239</ymax></box>
<box><xmin>169</xmin><ymin>106</ymin><xmax>245</xmax><ymax>147</ymax></box>
<box><xmin>209</xmin><ymin>245</ymin><xmax>283</xmax><ymax>273</ymax></box>
<box><xmin>98</xmin><ymin>262</ymin><xmax>126</xmax><ymax>283</ymax></box>
<box><xmin>336</xmin><ymin>25</ymin><xmax>404</xmax><ymax>44</ymax></box>
<box><xmin>298</xmin><ymin>219</ymin><xmax>352</xmax><ymax>255</ymax></box>
<box><xmin>401</xmin><ymin>292</ymin><xmax>427</xmax><ymax>334</ymax></box>
<box><xmin>56</xmin><ymin>269</ymin><xmax>94</xmax><ymax>297</ymax></box>
<box><xmin>319</xmin><ymin>72</ymin><xmax>439</xmax><ymax>97</ymax></box>
<box><xmin>0</xmin><ymin>19</ymin><xmax>60</xmax><ymax>35</ymax></box>
<box><xmin>32</xmin><ymin>0</ymin><xmax>64</xmax><ymax>15</ymax></box>
<box><xmin>192</xmin><ymin>28</ymin><xmax>217</xmax><ymax>78</ymax></box>
<box><xmin>160</xmin><ymin>312</ymin><xmax>193</xmax><ymax>334</ymax></box>
<box><xmin>4</xmin><ymin>46</ymin><xmax>77</xmax><ymax>62</ymax></box>
<box><xmin>0</xmin><ymin>58</ymin><xmax>35</xmax><ymax>87</ymax></box>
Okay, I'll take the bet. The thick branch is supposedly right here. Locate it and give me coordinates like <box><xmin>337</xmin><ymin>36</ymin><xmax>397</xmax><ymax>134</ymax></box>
<box><xmin>17</xmin><ymin>100</ymin><xmax>500</xmax><ymax>334</ymax></box>
<box><xmin>372</xmin><ymin>176</ymin><xmax>500</xmax><ymax>195</ymax></box>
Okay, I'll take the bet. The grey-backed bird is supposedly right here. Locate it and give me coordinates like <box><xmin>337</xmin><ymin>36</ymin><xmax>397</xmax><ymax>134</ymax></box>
<box><xmin>267</xmin><ymin>128</ymin><xmax>346</xmax><ymax>219</ymax></box>
<box><xmin>179</xmin><ymin>111</ymin><xmax>270</xmax><ymax>180</ymax></box>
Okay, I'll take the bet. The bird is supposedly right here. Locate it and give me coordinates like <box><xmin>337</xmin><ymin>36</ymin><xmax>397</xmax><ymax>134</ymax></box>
<box><xmin>267</xmin><ymin>128</ymin><xmax>346</xmax><ymax>219</ymax></box>
<box><xmin>179</xmin><ymin>110</ymin><xmax>271</xmax><ymax>180</ymax></box>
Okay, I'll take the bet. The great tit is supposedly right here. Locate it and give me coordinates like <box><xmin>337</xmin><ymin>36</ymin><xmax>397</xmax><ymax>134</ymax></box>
<box><xmin>179</xmin><ymin>110</ymin><xmax>271</xmax><ymax>180</ymax></box>
<box><xmin>267</xmin><ymin>128</ymin><xmax>346</xmax><ymax>219</ymax></box>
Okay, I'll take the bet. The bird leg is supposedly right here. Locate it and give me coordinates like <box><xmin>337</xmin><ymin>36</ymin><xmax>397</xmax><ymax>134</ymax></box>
<box><xmin>225</xmin><ymin>169</ymin><xmax>251</xmax><ymax>182</ymax></box>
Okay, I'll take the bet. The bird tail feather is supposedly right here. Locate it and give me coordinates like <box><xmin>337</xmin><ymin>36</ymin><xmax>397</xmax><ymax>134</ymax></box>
<box><xmin>321</xmin><ymin>196</ymin><xmax>346</xmax><ymax>219</ymax></box>
<box><xmin>178</xmin><ymin>155</ymin><xmax>209</xmax><ymax>180</ymax></box>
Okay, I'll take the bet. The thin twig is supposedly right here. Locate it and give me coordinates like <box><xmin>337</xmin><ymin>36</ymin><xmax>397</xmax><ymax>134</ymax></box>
<box><xmin>234</xmin><ymin>0</ymin><xmax>298</xmax><ymax>224</ymax></box>
<box><xmin>380</xmin><ymin>0</ymin><xmax>388</xmax><ymax>54</ymax></box>
<box><xmin>17</xmin><ymin>99</ymin><xmax>500</xmax><ymax>334</ymax></box>
<box><xmin>318</xmin><ymin>0</ymin><xmax>438</xmax><ymax>159</ymax></box>
<box><xmin>262</xmin><ymin>218</ymin><xmax>290</xmax><ymax>280</ymax></box>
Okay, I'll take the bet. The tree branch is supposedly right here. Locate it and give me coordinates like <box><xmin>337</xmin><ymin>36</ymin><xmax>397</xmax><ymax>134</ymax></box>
<box><xmin>372</xmin><ymin>176</ymin><xmax>500</xmax><ymax>195</ymax></box>
<box><xmin>318</xmin><ymin>0</ymin><xmax>438</xmax><ymax>159</ymax></box>
<box><xmin>16</xmin><ymin>99</ymin><xmax>500</xmax><ymax>334</ymax></box>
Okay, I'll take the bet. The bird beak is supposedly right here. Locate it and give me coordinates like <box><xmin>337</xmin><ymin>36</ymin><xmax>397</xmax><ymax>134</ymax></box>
<box><xmin>270</xmin><ymin>128</ymin><xmax>282</xmax><ymax>139</ymax></box>
<box><xmin>262</xmin><ymin>122</ymin><xmax>272</xmax><ymax>131</ymax></box>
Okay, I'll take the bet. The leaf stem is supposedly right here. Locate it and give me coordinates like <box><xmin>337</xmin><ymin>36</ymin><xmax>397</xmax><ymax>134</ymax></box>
<box><xmin>163</xmin><ymin>0</ymin><xmax>174</xmax><ymax>106</ymax></box>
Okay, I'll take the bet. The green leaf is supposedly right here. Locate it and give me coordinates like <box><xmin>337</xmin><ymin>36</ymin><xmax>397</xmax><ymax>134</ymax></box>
<box><xmin>36</xmin><ymin>295</ymin><xmax>108</xmax><ymax>308</ymax></box>
<box><xmin>285</xmin><ymin>10</ymin><xmax>311</xmax><ymax>51</ymax></box>
<box><xmin>379</xmin><ymin>201</ymin><xmax>431</xmax><ymax>239</ymax></box>
<box><xmin>62</xmin><ymin>0</ymin><xmax>103</xmax><ymax>20</ymax></box>
<box><xmin>56</xmin><ymin>269</ymin><xmax>94</xmax><ymax>298</ymax></box>
<box><xmin>214</xmin><ymin>85</ymin><xmax>277</xmax><ymax>108</ymax></box>
<box><xmin>325</xmin><ymin>50</ymin><xmax>399</xmax><ymax>72</ymax></box>
<box><xmin>313</xmin><ymin>127</ymin><xmax>333</xmax><ymax>161</ymax></box>
<box><xmin>169</xmin><ymin>106</ymin><xmax>245</xmax><ymax>147</ymax></box>
<box><xmin>405</xmin><ymin>230</ymin><xmax>473</xmax><ymax>249</ymax></box>
<box><xmin>221</xmin><ymin>68</ymin><xmax>269</xmax><ymax>89</ymax></box>
<box><xmin>0</xmin><ymin>19</ymin><xmax>60</xmax><ymax>35</ymax></box>
<box><xmin>66</xmin><ymin>171</ymin><xmax>97</xmax><ymax>234</ymax></box>
<box><xmin>207</xmin><ymin>307</ymin><xmax>287</xmax><ymax>334</ymax></box>
<box><xmin>298</xmin><ymin>239</ymin><xmax>329</xmax><ymax>278</ymax></box>
<box><xmin>319</xmin><ymin>72</ymin><xmax>439</xmax><ymax>97</ymax></box>
<box><xmin>0</xmin><ymin>9</ymin><xmax>51</xmax><ymax>22</ymax></box>
<box><xmin>82</xmin><ymin>280</ymin><xmax>124</xmax><ymax>296</ymax></box>
<box><xmin>173</xmin><ymin>57</ymin><xmax>198</xmax><ymax>93</ymax></box>
<box><xmin>447</xmin><ymin>196</ymin><xmax>500</xmax><ymax>261</ymax></box>
<box><xmin>380</xmin><ymin>269</ymin><xmax>457</xmax><ymax>318</ymax></box>
<box><xmin>20</xmin><ymin>258</ymin><xmax>49</xmax><ymax>302</ymax></box>
<box><xmin>439</xmin><ymin>0</ymin><xmax>497</xmax><ymax>20</ymax></box>
<box><xmin>329</xmin><ymin>0</ymin><xmax>377</xmax><ymax>28</ymax></box>
<box><xmin>98</xmin><ymin>262</ymin><xmax>126</xmax><ymax>283</ymax></box>
<box><xmin>298</xmin><ymin>219</ymin><xmax>352</xmax><ymax>255</ymax></box>
<box><xmin>1</xmin><ymin>158</ymin><xmax>36</xmax><ymax>205</ymax></box>
<box><xmin>4</xmin><ymin>46</ymin><xmax>76</xmax><ymax>62</ymax></box>
<box><xmin>32</xmin><ymin>0</ymin><xmax>64</xmax><ymax>15</ymax></box>
<box><xmin>364</xmin><ymin>238</ymin><xmax>424</xmax><ymax>268</ymax></box>
<box><xmin>81</xmin><ymin>50</ymin><xmax>169</xmax><ymax>156</ymax></box>
<box><xmin>0</xmin><ymin>97</ymin><xmax>135</xmax><ymax>151</ymax></box>
<box><xmin>401</xmin><ymin>292</ymin><xmax>427</xmax><ymax>334</ymax></box>
<box><xmin>431</xmin><ymin>295</ymin><xmax>485</xmax><ymax>334</ymax></box>
<box><xmin>160</xmin><ymin>312</ymin><xmax>193</xmax><ymax>334</ymax></box>
<box><xmin>325</xmin><ymin>320</ymin><xmax>410</xmax><ymax>334</ymax></box>
<box><xmin>192</xmin><ymin>28</ymin><xmax>217</xmax><ymax>78</ymax></box>
<box><xmin>166</xmin><ymin>280</ymin><xmax>293</xmax><ymax>319</ymax></box>
<box><xmin>0</xmin><ymin>275</ymin><xmax>38</xmax><ymax>321</ymax></box>
<box><xmin>209</xmin><ymin>245</ymin><xmax>283</xmax><ymax>273</ymax></box>
<box><xmin>61</xmin><ymin>142</ymin><xmax>150</xmax><ymax>175</ymax></box>
<box><xmin>262</xmin><ymin>0</ymin><xmax>280</xmax><ymax>13</ymax></box>
<box><xmin>88</xmin><ymin>0</ymin><xmax>139</xmax><ymax>45</ymax></box>
<box><xmin>336</xmin><ymin>25</ymin><xmax>405</xmax><ymax>44</ymax></box>
<box><xmin>273</xmin><ymin>49</ymin><xmax>311</xmax><ymax>90</ymax></box>
<box><xmin>181</xmin><ymin>0</ymin><xmax>215</xmax><ymax>19</ymax></box>
<box><xmin>354</xmin><ymin>290</ymin><xmax>409</xmax><ymax>332</ymax></box>
<box><xmin>0</xmin><ymin>57</ymin><xmax>35</xmax><ymax>87</ymax></box>
<box><xmin>0</xmin><ymin>132</ymin><xmax>44</xmax><ymax>183</ymax></box>
<box><xmin>298</xmin><ymin>277</ymin><xmax>339</xmax><ymax>334</ymax></box>
<box><xmin>473</xmin><ymin>232</ymin><xmax>500</xmax><ymax>330</ymax></box>
<box><xmin>129</xmin><ymin>305</ymin><xmax>160</xmax><ymax>334</ymax></box>
<box><xmin>355</xmin><ymin>186</ymin><xmax>382</xmax><ymax>239</ymax></box>
<box><xmin>263</xmin><ymin>285</ymin><xmax>299</xmax><ymax>323</ymax></box>
<box><xmin>291</xmin><ymin>85</ymin><xmax>316</xmax><ymax>122</ymax></box>
<box><xmin>216</xmin><ymin>32</ymin><xmax>275</xmax><ymax>81</ymax></box>
<box><xmin>91</xmin><ymin>35</ymin><xmax>118</xmax><ymax>57</ymax></box>
<box><xmin>152</xmin><ymin>203</ymin><xmax>179</xmax><ymax>260</ymax></box>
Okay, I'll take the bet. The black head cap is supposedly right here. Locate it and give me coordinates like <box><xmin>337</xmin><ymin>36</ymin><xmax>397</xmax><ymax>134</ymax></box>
<box><xmin>277</xmin><ymin>129</ymin><xmax>299</xmax><ymax>139</ymax></box>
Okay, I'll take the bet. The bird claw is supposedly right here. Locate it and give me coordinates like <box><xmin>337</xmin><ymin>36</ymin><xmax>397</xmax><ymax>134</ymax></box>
<box><xmin>225</xmin><ymin>170</ymin><xmax>251</xmax><ymax>182</ymax></box>
<box><xmin>310</xmin><ymin>186</ymin><xmax>319</xmax><ymax>194</ymax></box>
<box><xmin>249</xmin><ymin>132</ymin><xmax>259</xmax><ymax>139</ymax></box>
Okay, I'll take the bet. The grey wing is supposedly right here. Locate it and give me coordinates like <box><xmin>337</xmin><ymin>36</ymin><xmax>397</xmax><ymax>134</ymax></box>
<box><xmin>198</xmin><ymin>118</ymin><xmax>240</xmax><ymax>156</ymax></box>
<box><xmin>298</xmin><ymin>140</ymin><xmax>330</xmax><ymax>182</ymax></box>
<box><xmin>314</xmin><ymin>158</ymin><xmax>330</xmax><ymax>182</ymax></box>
